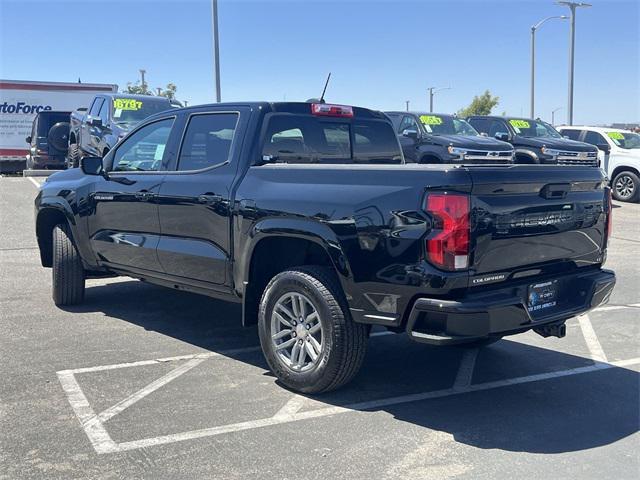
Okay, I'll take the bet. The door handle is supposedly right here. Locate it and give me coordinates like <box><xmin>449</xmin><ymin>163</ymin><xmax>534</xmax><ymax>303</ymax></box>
<box><xmin>135</xmin><ymin>191</ymin><xmax>154</xmax><ymax>201</ymax></box>
<box><xmin>198</xmin><ymin>193</ymin><xmax>223</xmax><ymax>204</ymax></box>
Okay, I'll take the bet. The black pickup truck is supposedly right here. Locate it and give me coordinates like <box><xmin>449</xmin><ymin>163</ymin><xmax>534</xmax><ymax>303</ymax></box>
<box><xmin>385</xmin><ymin>112</ymin><xmax>513</xmax><ymax>164</ymax></box>
<box><xmin>34</xmin><ymin>102</ymin><xmax>615</xmax><ymax>393</ymax></box>
<box><xmin>67</xmin><ymin>93</ymin><xmax>175</xmax><ymax>167</ymax></box>
<box><xmin>467</xmin><ymin>115</ymin><xmax>599</xmax><ymax>166</ymax></box>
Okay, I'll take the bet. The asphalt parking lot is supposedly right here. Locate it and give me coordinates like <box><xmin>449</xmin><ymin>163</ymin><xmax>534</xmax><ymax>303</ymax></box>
<box><xmin>1</xmin><ymin>175</ymin><xmax>639</xmax><ymax>480</ymax></box>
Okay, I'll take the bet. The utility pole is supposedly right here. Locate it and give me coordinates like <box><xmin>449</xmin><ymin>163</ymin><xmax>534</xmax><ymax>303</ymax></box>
<box><xmin>530</xmin><ymin>15</ymin><xmax>567</xmax><ymax>118</ymax></box>
<box><xmin>211</xmin><ymin>0</ymin><xmax>221</xmax><ymax>102</ymax></box>
<box><xmin>156</xmin><ymin>87</ymin><xmax>162</xmax><ymax>96</ymax></box>
<box><xmin>552</xmin><ymin>107</ymin><xmax>563</xmax><ymax>125</ymax></box>
<box><xmin>557</xmin><ymin>1</ymin><xmax>591</xmax><ymax>125</ymax></box>
<box><xmin>139</xmin><ymin>69</ymin><xmax>147</xmax><ymax>93</ymax></box>
<box><xmin>405</xmin><ymin>100</ymin><xmax>410</xmax><ymax>111</ymax></box>
<box><xmin>427</xmin><ymin>86</ymin><xmax>451</xmax><ymax>113</ymax></box>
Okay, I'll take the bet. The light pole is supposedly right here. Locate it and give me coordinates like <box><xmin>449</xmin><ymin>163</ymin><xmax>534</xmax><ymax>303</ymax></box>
<box><xmin>530</xmin><ymin>15</ymin><xmax>567</xmax><ymax>118</ymax></box>
<box><xmin>427</xmin><ymin>86</ymin><xmax>451</xmax><ymax>113</ymax></box>
<box><xmin>551</xmin><ymin>107</ymin><xmax>563</xmax><ymax>125</ymax></box>
<box><xmin>405</xmin><ymin>100</ymin><xmax>410</xmax><ymax>111</ymax></box>
<box><xmin>557</xmin><ymin>1</ymin><xmax>592</xmax><ymax>125</ymax></box>
<box><xmin>211</xmin><ymin>0</ymin><xmax>221</xmax><ymax>102</ymax></box>
<box><xmin>139</xmin><ymin>69</ymin><xmax>147</xmax><ymax>93</ymax></box>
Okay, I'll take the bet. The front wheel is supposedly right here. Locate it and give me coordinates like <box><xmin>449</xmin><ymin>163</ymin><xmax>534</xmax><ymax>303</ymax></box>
<box><xmin>52</xmin><ymin>223</ymin><xmax>85</xmax><ymax>306</ymax></box>
<box><xmin>258</xmin><ymin>266</ymin><xmax>368</xmax><ymax>393</ymax></box>
<box><xmin>612</xmin><ymin>170</ymin><xmax>640</xmax><ymax>202</ymax></box>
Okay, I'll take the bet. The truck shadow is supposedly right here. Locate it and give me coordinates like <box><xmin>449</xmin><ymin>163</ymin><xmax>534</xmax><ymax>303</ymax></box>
<box><xmin>67</xmin><ymin>279</ymin><xmax>639</xmax><ymax>454</ymax></box>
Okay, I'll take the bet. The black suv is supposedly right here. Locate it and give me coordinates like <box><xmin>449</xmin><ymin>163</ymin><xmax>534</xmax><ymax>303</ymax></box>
<box><xmin>25</xmin><ymin>110</ymin><xmax>71</xmax><ymax>169</ymax></box>
<box><xmin>467</xmin><ymin>116</ymin><xmax>598</xmax><ymax>166</ymax></box>
<box><xmin>385</xmin><ymin>112</ymin><xmax>513</xmax><ymax>164</ymax></box>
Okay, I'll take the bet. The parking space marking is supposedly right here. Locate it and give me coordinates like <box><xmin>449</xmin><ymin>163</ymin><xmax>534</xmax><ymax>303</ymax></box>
<box><xmin>107</xmin><ymin>356</ymin><xmax>640</xmax><ymax>454</ymax></box>
<box><xmin>578</xmin><ymin>314</ymin><xmax>608</xmax><ymax>363</ymax></box>
<box><xmin>57</xmin><ymin>340</ymin><xmax>640</xmax><ymax>454</ymax></box>
<box><xmin>27</xmin><ymin>177</ymin><xmax>41</xmax><ymax>188</ymax></box>
<box><xmin>96</xmin><ymin>357</ymin><xmax>208</xmax><ymax>423</ymax></box>
<box><xmin>452</xmin><ymin>348</ymin><xmax>479</xmax><ymax>390</ymax></box>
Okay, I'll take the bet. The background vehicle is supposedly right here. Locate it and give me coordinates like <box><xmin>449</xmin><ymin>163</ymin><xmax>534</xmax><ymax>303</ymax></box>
<box><xmin>385</xmin><ymin>112</ymin><xmax>513</xmax><ymax>163</ymax></box>
<box><xmin>557</xmin><ymin>126</ymin><xmax>640</xmax><ymax>202</ymax></box>
<box><xmin>25</xmin><ymin>110</ymin><xmax>71</xmax><ymax>169</ymax></box>
<box><xmin>35</xmin><ymin>102</ymin><xmax>615</xmax><ymax>394</ymax></box>
<box><xmin>0</xmin><ymin>79</ymin><xmax>116</xmax><ymax>173</ymax></box>
<box><xmin>67</xmin><ymin>93</ymin><xmax>175</xmax><ymax>167</ymax></box>
<box><xmin>468</xmin><ymin>115</ymin><xmax>598</xmax><ymax>166</ymax></box>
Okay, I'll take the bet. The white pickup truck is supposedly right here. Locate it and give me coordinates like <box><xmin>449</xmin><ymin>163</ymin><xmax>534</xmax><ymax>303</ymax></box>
<box><xmin>557</xmin><ymin>126</ymin><xmax>640</xmax><ymax>202</ymax></box>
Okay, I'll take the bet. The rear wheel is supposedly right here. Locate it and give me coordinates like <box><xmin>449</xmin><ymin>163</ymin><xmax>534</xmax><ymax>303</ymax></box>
<box><xmin>258</xmin><ymin>266</ymin><xmax>368</xmax><ymax>393</ymax></box>
<box><xmin>612</xmin><ymin>170</ymin><xmax>639</xmax><ymax>202</ymax></box>
<box><xmin>67</xmin><ymin>143</ymin><xmax>81</xmax><ymax>168</ymax></box>
<box><xmin>52</xmin><ymin>223</ymin><xmax>85</xmax><ymax>306</ymax></box>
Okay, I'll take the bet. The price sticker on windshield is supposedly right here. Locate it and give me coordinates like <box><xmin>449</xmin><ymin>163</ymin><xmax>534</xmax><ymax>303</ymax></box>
<box><xmin>509</xmin><ymin>119</ymin><xmax>530</xmax><ymax>129</ymax></box>
<box><xmin>113</xmin><ymin>98</ymin><xmax>143</xmax><ymax>111</ymax></box>
<box><xmin>420</xmin><ymin>115</ymin><xmax>443</xmax><ymax>125</ymax></box>
<box><xmin>607</xmin><ymin>131</ymin><xmax>624</xmax><ymax>140</ymax></box>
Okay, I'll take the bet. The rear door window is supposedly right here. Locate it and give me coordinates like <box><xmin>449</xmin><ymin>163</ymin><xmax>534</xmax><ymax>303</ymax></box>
<box><xmin>177</xmin><ymin>113</ymin><xmax>238</xmax><ymax>171</ymax></box>
<box><xmin>261</xmin><ymin>114</ymin><xmax>401</xmax><ymax>164</ymax></box>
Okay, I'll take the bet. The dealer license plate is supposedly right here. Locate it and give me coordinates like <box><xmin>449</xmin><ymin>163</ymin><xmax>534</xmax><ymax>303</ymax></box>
<box><xmin>527</xmin><ymin>280</ymin><xmax>558</xmax><ymax>313</ymax></box>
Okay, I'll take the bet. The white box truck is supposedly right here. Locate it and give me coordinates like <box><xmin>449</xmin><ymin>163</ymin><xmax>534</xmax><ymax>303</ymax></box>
<box><xmin>0</xmin><ymin>80</ymin><xmax>117</xmax><ymax>172</ymax></box>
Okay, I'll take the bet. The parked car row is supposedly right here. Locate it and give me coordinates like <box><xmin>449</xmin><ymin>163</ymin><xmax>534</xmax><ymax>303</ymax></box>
<box><xmin>24</xmin><ymin>97</ymin><xmax>639</xmax><ymax>203</ymax></box>
<box><xmin>35</xmin><ymin>100</ymin><xmax>616</xmax><ymax>393</ymax></box>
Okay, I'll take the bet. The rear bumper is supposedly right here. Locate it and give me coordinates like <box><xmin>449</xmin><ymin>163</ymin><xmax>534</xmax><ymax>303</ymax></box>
<box><xmin>405</xmin><ymin>268</ymin><xmax>615</xmax><ymax>345</ymax></box>
<box><xmin>31</xmin><ymin>154</ymin><xmax>66</xmax><ymax>169</ymax></box>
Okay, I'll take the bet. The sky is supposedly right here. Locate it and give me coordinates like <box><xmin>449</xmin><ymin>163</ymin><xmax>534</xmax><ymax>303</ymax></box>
<box><xmin>1</xmin><ymin>0</ymin><xmax>638</xmax><ymax>125</ymax></box>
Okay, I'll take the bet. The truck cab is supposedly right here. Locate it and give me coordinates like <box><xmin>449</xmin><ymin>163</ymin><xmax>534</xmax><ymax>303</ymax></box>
<box><xmin>468</xmin><ymin>115</ymin><xmax>598</xmax><ymax>166</ymax></box>
<box><xmin>385</xmin><ymin>112</ymin><xmax>513</xmax><ymax>164</ymax></box>
<box><xmin>558</xmin><ymin>126</ymin><xmax>640</xmax><ymax>202</ymax></box>
<box><xmin>67</xmin><ymin>93</ymin><xmax>175</xmax><ymax>166</ymax></box>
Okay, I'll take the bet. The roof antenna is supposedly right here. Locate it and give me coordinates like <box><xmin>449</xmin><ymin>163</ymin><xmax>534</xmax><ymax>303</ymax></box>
<box><xmin>319</xmin><ymin>72</ymin><xmax>331</xmax><ymax>104</ymax></box>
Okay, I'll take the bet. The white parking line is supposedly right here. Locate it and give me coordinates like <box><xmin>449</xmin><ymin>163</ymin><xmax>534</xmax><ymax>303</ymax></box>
<box><xmin>27</xmin><ymin>177</ymin><xmax>41</xmax><ymax>188</ymax></box>
<box><xmin>273</xmin><ymin>395</ymin><xmax>307</xmax><ymax>420</ymax></box>
<box><xmin>578</xmin><ymin>314</ymin><xmax>608</xmax><ymax>363</ymax></box>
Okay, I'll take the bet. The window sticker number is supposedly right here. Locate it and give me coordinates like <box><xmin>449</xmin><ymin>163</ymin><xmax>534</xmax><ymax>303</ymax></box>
<box><xmin>113</xmin><ymin>98</ymin><xmax>143</xmax><ymax>111</ymax></box>
<box><xmin>509</xmin><ymin>119</ymin><xmax>530</xmax><ymax>129</ymax></box>
<box><xmin>420</xmin><ymin>115</ymin><xmax>443</xmax><ymax>125</ymax></box>
<box><xmin>607</xmin><ymin>131</ymin><xmax>624</xmax><ymax>140</ymax></box>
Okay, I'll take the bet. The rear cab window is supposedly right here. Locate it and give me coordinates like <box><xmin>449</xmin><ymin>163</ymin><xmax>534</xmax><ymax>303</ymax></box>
<box><xmin>260</xmin><ymin>106</ymin><xmax>402</xmax><ymax>164</ymax></box>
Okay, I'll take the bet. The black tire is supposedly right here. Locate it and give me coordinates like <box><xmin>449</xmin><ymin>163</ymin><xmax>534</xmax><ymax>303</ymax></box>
<box><xmin>612</xmin><ymin>170</ymin><xmax>640</xmax><ymax>203</ymax></box>
<box><xmin>67</xmin><ymin>143</ymin><xmax>81</xmax><ymax>168</ymax></box>
<box><xmin>258</xmin><ymin>266</ymin><xmax>368</xmax><ymax>394</ymax></box>
<box><xmin>52</xmin><ymin>223</ymin><xmax>85</xmax><ymax>306</ymax></box>
<box><xmin>47</xmin><ymin>122</ymin><xmax>70</xmax><ymax>152</ymax></box>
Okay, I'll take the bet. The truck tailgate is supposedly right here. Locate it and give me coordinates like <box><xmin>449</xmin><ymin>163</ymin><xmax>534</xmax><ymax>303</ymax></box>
<box><xmin>467</xmin><ymin>166</ymin><xmax>608</xmax><ymax>281</ymax></box>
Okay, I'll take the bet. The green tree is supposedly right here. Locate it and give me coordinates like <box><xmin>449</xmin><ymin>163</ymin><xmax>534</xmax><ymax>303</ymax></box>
<box><xmin>457</xmin><ymin>90</ymin><xmax>500</xmax><ymax>117</ymax></box>
<box><xmin>124</xmin><ymin>81</ymin><xmax>151</xmax><ymax>95</ymax></box>
<box><xmin>157</xmin><ymin>83</ymin><xmax>177</xmax><ymax>100</ymax></box>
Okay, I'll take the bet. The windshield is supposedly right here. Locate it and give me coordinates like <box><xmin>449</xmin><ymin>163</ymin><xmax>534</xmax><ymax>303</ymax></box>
<box><xmin>509</xmin><ymin>119</ymin><xmax>562</xmax><ymax>138</ymax></box>
<box><xmin>607</xmin><ymin>131</ymin><xmax>640</xmax><ymax>149</ymax></box>
<box><xmin>419</xmin><ymin>115</ymin><xmax>478</xmax><ymax>136</ymax></box>
<box><xmin>111</xmin><ymin>98</ymin><xmax>172</xmax><ymax>124</ymax></box>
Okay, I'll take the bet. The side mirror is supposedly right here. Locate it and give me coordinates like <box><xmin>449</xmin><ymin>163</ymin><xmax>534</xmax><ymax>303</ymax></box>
<box><xmin>494</xmin><ymin>132</ymin><xmax>510</xmax><ymax>142</ymax></box>
<box><xmin>80</xmin><ymin>156</ymin><xmax>105</xmax><ymax>176</ymax></box>
<box><xmin>401</xmin><ymin>129</ymin><xmax>419</xmax><ymax>141</ymax></box>
<box><xmin>563</xmin><ymin>135</ymin><xmax>571</xmax><ymax>139</ymax></box>
<box><xmin>25</xmin><ymin>136</ymin><xmax>32</xmax><ymax>144</ymax></box>
<box><xmin>479</xmin><ymin>132</ymin><xmax>488</xmax><ymax>137</ymax></box>
<box><xmin>89</xmin><ymin>117</ymin><xmax>103</xmax><ymax>128</ymax></box>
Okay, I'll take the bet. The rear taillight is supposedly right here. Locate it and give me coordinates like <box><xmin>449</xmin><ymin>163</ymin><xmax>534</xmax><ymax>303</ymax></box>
<box><xmin>606</xmin><ymin>187</ymin><xmax>612</xmax><ymax>244</ymax></box>
<box><xmin>311</xmin><ymin>103</ymin><xmax>354</xmax><ymax>118</ymax></box>
<box><xmin>425</xmin><ymin>193</ymin><xmax>470</xmax><ymax>271</ymax></box>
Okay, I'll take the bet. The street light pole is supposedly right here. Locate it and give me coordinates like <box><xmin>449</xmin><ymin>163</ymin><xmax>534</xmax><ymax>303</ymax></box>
<box><xmin>530</xmin><ymin>15</ymin><xmax>567</xmax><ymax>118</ymax></box>
<box><xmin>211</xmin><ymin>0</ymin><xmax>221</xmax><ymax>102</ymax></box>
<box><xmin>427</xmin><ymin>86</ymin><xmax>451</xmax><ymax>113</ymax></box>
<box><xmin>557</xmin><ymin>1</ymin><xmax>591</xmax><ymax>125</ymax></box>
<box><xmin>405</xmin><ymin>100</ymin><xmax>410</xmax><ymax>112</ymax></box>
<box><xmin>551</xmin><ymin>107</ymin><xmax>563</xmax><ymax>126</ymax></box>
